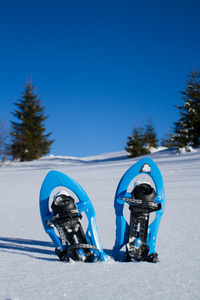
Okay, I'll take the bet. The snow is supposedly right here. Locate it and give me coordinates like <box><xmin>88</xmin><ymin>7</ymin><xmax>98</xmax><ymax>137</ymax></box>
<box><xmin>0</xmin><ymin>148</ymin><xmax>200</xmax><ymax>300</ymax></box>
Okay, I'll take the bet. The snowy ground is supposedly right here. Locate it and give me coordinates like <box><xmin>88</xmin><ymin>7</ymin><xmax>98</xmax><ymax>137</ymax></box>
<box><xmin>0</xmin><ymin>148</ymin><xmax>200</xmax><ymax>300</ymax></box>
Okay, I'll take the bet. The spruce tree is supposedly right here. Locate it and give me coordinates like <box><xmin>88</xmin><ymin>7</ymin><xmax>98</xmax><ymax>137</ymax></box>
<box><xmin>0</xmin><ymin>119</ymin><xmax>9</xmax><ymax>162</ymax></box>
<box><xmin>161</xmin><ymin>127</ymin><xmax>176</xmax><ymax>148</ymax></box>
<box><xmin>143</xmin><ymin>117</ymin><xmax>158</xmax><ymax>149</ymax></box>
<box><xmin>125</xmin><ymin>127</ymin><xmax>149</xmax><ymax>158</ymax></box>
<box><xmin>173</xmin><ymin>68</ymin><xmax>200</xmax><ymax>148</ymax></box>
<box><xmin>10</xmin><ymin>80</ymin><xmax>54</xmax><ymax>161</ymax></box>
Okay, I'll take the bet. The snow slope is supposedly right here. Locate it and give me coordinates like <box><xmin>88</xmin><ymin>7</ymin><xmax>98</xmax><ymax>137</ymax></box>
<box><xmin>0</xmin><ymin>148</ymin><xmax>200</xmax><ymax>300</ymax></box>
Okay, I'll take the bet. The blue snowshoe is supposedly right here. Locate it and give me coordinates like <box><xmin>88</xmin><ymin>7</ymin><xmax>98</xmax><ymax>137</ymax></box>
<box><xmin>39</xmin><ymin>170</ymin><xmax>108</xmax><ymax>262</ymax></box>
<box><xmin>112</xmin><ymin>158</ymin><xmax>165</xmax><ymax>263</ymax></box>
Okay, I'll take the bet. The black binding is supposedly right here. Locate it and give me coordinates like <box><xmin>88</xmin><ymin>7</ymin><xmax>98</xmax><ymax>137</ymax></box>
<box><xmin>125</xmin><ymin>183</ymin><xmax>161</xmax><ymax>263</ymax></box>
<box><xmin>47</xmin><ymin>193</ymin><xmax>100</xmax><ymax>262</ymax></box>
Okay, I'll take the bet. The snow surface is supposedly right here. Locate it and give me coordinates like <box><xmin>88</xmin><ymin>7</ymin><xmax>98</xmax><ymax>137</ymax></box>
<box><xmin>0</xmin><ymin>148</ymin><xmax>200</xmax><ymax>300</ymax></box>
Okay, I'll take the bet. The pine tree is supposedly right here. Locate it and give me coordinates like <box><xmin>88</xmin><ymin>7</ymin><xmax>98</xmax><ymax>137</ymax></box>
<box><xmin>143</xmin><ymin>117</ymin><xmax>158</xmax><ymax>149</ymax></box>
<box><xmin>161</xmin><ymin>127</ymin><xmax>175</xmax><ymax>147</ymax></box>
<box><xmin>173</xmin><ymin>68</ymin><xmax>200</xmax><ymax>148</ymax></box>
<box><xmin>125</xmin><ymin>127</ymin><xmax>149</xmax><ymax>158</ymax></box>
<box><xmin>0</xmin><ymin>119</ymin><xmax>9</xmax><ymax>162</ymax></box>
<box><xmin>10</xmin><ymin>80</ymin><xmax>54</xmax><ymax>161</ymax></box>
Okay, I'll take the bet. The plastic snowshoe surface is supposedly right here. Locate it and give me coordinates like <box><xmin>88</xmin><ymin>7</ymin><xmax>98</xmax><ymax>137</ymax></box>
<box><xmin>39</xmin><ymin>170</ymin><xmax>108</xmax><ymax>262</ymax></box>
<box><xmin>112</xmin><ymin>157</ymin><xmax>165</xmax><ymax>261</ymax></box>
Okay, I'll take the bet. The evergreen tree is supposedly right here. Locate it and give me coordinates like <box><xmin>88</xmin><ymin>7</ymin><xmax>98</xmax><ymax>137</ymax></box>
<box><xmin>143</xmin><ymin>117</ymin><xmax>158</xmax><ymax>149</ymax></box>
<box><xmin>173</xmin><ymin>68</ymin><xmax>200</xmax><ymax>148</ymax></box>
<box><xmin>125</xmin><ymin>127</ymin><xmax>149</xmax><ymax>158</ymax></box>
<box><xmin>0</xmin><ymin>119</ymin><xmax>10</xmax><ymax>162</ymax></box>
<box><xmin>10</xmin><ymin>80</ymin><xmax>54</xmax><ymax>161</ymax></box>
<box><xmin>161</xmin><ymin>127</ymin><xmax>176</xmax><ymax>147</ymax></box>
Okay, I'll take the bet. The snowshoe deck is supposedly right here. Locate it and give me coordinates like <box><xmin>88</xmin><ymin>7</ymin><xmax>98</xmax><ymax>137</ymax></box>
<box><xmin>39</xmin><ymin>170</ymin><xmax>108</xmax><ymax>262</ymax></box>
<box><xmin>112</xmin><ymin>158</ymin><xmax>165</xmax><ymax>262</ymax></box>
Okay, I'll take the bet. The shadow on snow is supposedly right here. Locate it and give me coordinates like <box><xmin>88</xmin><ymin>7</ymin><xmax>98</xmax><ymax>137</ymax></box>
<box><xmin>0</xmin><ymin>236</ymin><xmax>58</xmax><ymax>261</ymax></box>
<box><xmin>0</xmin><ymin>237</ymin><xmax>114</xmax><ymax>262</ymax></box>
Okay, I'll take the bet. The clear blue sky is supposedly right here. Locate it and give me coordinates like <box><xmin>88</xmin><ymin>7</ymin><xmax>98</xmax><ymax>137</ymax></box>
<box><xmin>1</xmin><ymin>0</ymin><xmax>200</xmax><ymax>157</ymax></box>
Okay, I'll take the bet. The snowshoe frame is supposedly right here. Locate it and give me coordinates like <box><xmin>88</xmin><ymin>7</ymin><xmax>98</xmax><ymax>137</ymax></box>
<box><xmin>112</xmin><ymin>157</ymin><xmax>165</xmax><ymax>260</ymax></box>
<box><xmin>39</xmin><ymin>170</ymin><xmax>108</xmax><ymax>261</ymax></box>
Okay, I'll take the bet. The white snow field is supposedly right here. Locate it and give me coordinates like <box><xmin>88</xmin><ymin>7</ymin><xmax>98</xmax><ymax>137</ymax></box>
<box><xmin>0</xmin><ymin>148</ymin><xmax>200</xmax><ymax>300</ymax></box>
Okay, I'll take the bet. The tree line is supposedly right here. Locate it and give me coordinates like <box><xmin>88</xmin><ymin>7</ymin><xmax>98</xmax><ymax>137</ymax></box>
<box><xmin>0</xmin><ymin>67</ymin><xmax>200</xmax><ymax>162</ymax></box>
<box><xmin>125</xmin><ymin>67</ymin><xmax>200</xmax><ymax>157</ymax></box>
